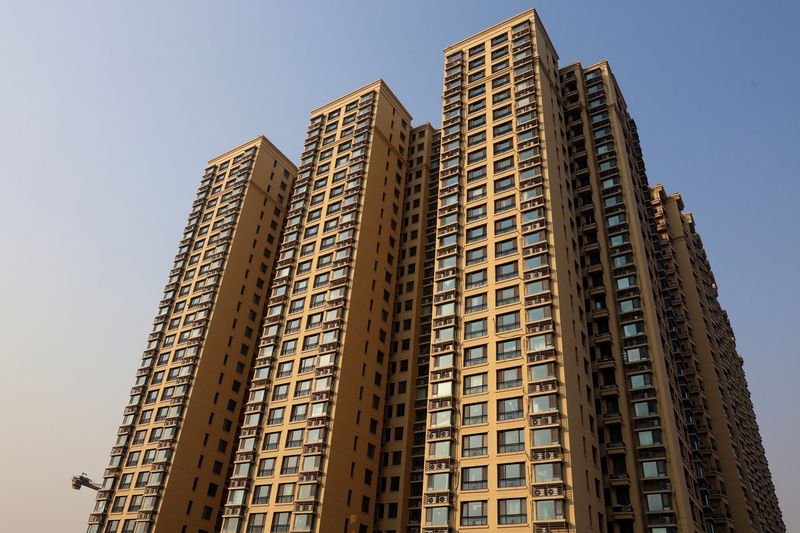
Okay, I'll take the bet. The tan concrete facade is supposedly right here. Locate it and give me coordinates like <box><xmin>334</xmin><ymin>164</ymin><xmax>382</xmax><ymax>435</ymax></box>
<box><xmin>420</xmin><ymin>10</ymin><xmax>602</xmax><ymax>533</ymax></box>
<box><xmin>652</xmin><ymin>186</ymin><xmax>784</xmax><ymax>532</ymax></box>
<box><xmin>373</xmin><ymin>123</ymin><xmax>441</xmax><ymax>532</ymax></box>
<box><xmin>88</xmin><ymin>8</ymin><xmax>784</xmax><ymax>533</ymax></box>
<box><xmin>218</xmin><ymin>81</ymin><xmax>413</xmax><ymax>533</ymax></box>
<box><xmin>88</xmin><ymin>137</ymin><xmax>296</xmax><ymax>533</ymax></box>
<box><xmin>562</xmin><ymin>61</ymin><xmax>705</xmax><ymax>533</ymax></box>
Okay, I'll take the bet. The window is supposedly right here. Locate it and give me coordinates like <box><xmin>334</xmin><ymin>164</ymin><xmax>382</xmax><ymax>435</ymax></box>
<box><xmin>630</xmin><ymin>372</ymin><xmax>653</xmax><ymax>389</ymax></box>
<box><xmin>494</xmin><ymin>156</ymin><xmax>514</xmax><ymax>174</ymax></box>
<box><xmin>524</xmin><ymin>230</ymin><xmax>546</xmax><ymax>246</ymax></box>
<box><xmin>497</xmin><ymin>397</ymin><xmax>523</xmax><ymax>420</ymax></box>
<box><xmin>533</xmin><ymin>462</ymin><xmax>562</xmax><ymax>482</ymax></box>
<box><xmin>290</xmin><ymin>404</ymin><xmax>308</xmax><ymax>422</ymax></box>
<box><xmin>493</xmin><ymin>85</ymin><xmax>511</xmax><ymax>101</ymax></box>
<box><xmin>493</xmin><ymin>138</ymin><xmax>513</xmax><ymax>155</ymax></box>
<box><xmin>498</xmin><ymin>462</ymin><xmax>526</xmax><ymax>487</ymax></box>
<box><xmin>527</xmin><ymin>305</ymin><xmax>551</xmax><ymax>323</ymax></box>
<box><xmin>529</xmin><ymin>362</ymin><xmax>556</xmax><ymax>381</ymax></box>
<box><xmin>284</xmin><ymin>319</ymin><xmax>300</xmax><ymax>334</ymax></box>
<box><xmin>536</xmin><ymin>500</ymin><xmax>565</xmax><ymax>521</ymax></box>
<box><xmin>245</xmin><ymin>514</ymin><xmax>267</xmax><ymax>533</ymax></box>
<box><xmin>302</xmin><ymin>334</ymin><xmax>319</xmax><ymax>351</ymax></box>
<box><xmin>276</xmin><ymin>483</ymin><xmax>295</xmax><ymax>503</ymax></box>
<box><xmin>495</xmin><ymin>261</ymin><xmax>518</xmax><ymax>281</ymax></box>
<box><xmin>599</xmin><ymin>159</ymin><xmax>616</xmax><ymax>171</ymax></box>
<box><xmin>467</xmin><ymin>165</ymin><xmax>486</xmax><ymax>182</ymax></box>
<box><xmin>494</xmin><ymin>121</ymin><xmax>512</xmax><ymax>136</ymax></box>
<box><xmin>281</xmin><ymin>455</ymin><xmax>300</xmax><ymax>475</ymax></box>
<box><xmin>497</xmin><ymin>367</ymin><xmax>522</xmax><ymax>389</ymax></box>
<box><xmin>495</xmin><ymin>216</ymin><xmax>516</xmax><ymax>235</ymax></box>
<box><xmin>465</xmin><ymin>293</ymin><xmax>487</xmax><ymax>313</ymax></box>
<box><xmin>462</xmin><ymin>466</ymin><xmax>488</xmax><ymax>490</ymax></box>
<box><xmin>284</xmin><ymin>428</ymin><xmax>303</xmax><ymax>448</ymax></box>
<box><xmin>601</xmin><ymin>176</ymin><xmax>619</xmax><ymax>188</ymax></box>
<box><xmin>466</xmin><ymin>204</ymin><xmax>487</xmax><ymax>221</ymax></box>
<box><xmin>622</xmin><ymin>346</ymin><xmax>648</xmax><ymax>363</ymax></box>
<box><xmin>288</xmin><ymin>298</ymin><xmax>304</xmax><ymax>314</ymax></box>
<box><xmin>528</xmin><ymin>333</ymin><xmax>554</xmax><ymax>352</ymax></box>
<box><xmin>493</xmin><ymin>105</ymin><xmax>512</xmax><ymax>121</ymax></box>
<box><xmin>647</xmin><ymin>493</ymin><xmax>673</xmax><ymax>511</ymax></box>
<box><xmin>467</xmin><ymin>185</ymin><xmax>486</xmax><ymax>202</ymax></box>
<box><xmin>642</xmin><ymin>460</ymin><xmax>667</xmax><ymax>478</ymax></box>
<box><xmin>425</xmin><ymin>507</ymin><xmax>450</xmax><ymax>526</ymax></box>
<box><xmin>461</xmin><ymin>501</ymin><xmax>488</xmax><ymax>526</ymax></box>
<box><xmin>498</xmin><ymin>498</ymin><xmax>527</xmax><ymax>525</ymax></box>
<box><xmin>492</xmin><ymin>74</ymin><xmax>510</xmax><ymax>89</ymax></box>
<box><xmin>262</xmin><ymin>432</ymin><xmax>280</xmax><ymax>451</ymax></box>
<box><xmin>609</xmin><ymin>233</ymin><xmax>629</xmax><ymax>247</ymax></box>
<box><xmin>428</xmin><ymin>440</ymin><xmax>452</xmax><ymax>458</ymax></box>
<box><xmin>462</xmin><ymin>433</ymin><xmax>488</xmax><ymax>457</ymax></box>
<box><xmin>464</xmin><ymin>373</ymin><xmax>488</xmax><ymax>395</ymax></box>
<box><xmin>466</xmin><ymin>269</ymin><xmax>487</xmax><ymax>289</ymax></box>
<box><xmin>496</xmin><ymin>311</ymin><xmax>520</xmax><ymax>333</ymax></box>
<box><xmin>495</xmin><ymin>195</ymin><xmax>515</xmax><ymax>213</ymax></box>
<box><xmin>613</xmin><ymin>254</ymin><xmax>632</xmax><ymax>268</ymax></box>
<box><xmin>623</xmin><ymin>322</ymin><xmax>645</xmax><ymax>337</ymax></box>
<box><xmin>281</xmin><ymin>339</ymin><xmax>297</xmax><ymax>355</ymax></box>
<box><xmin>464</xmin><ymin>345</ymin><xmax>487</xmax><ymax>366</ymax></box>
<box><xmin>466</xmin><ymin>247</ymin><xmax>487</xmax><ymax>265</ymax></box>
<box><xmin>294</xmin><ymin>379</ymin><xmax>311</xmax><ymax>397</ymax></box>
<box><xmin>468</xmin><ymin>115</ymin><xmax>485</xmax><ymax>129</ymax></box>
<box><xmin>532</xmin><ymin>427</ymin><xmax>559</xmax><ymax>447</ymax></box>
<box><xmin>267</xmin><ymin>408</ymin><xmax>285</xmax><ymax>425</ymax></box>
<box><xmin>467</xmin><ymin>148</ymin><xmax>486</xmax><ymax>164</ymax></box>
<box><xmin>251</xmin><ymin>484</ymin><xmax>271</xmax><ymax>504</ymax></box>
<box><xmin>426</xmin><ymin>472</ymin><xmax>450</xmax><ymax>492</ymax></box>
<box><xmin>637</xmin><ymin>429</ymin><xmax>662</xmax><ymax>446</ymax></box>
<box><xmin>495</xmin><ymin>238</ymin><xmax>517</xmax><ymax>258</ymax></box>
<box><xmin>464</xmin><ymin>318</ymin><xmax>487</xmax><ymax>339</ymax></box>
<box><xmin>498</xmin><ymin>428</ymin><xmax>524</xmax><ymax>453</ymax></box>
<box><xmin>633</xmin><ymin>400</ymin><xmax>657</xmax><ymax>417</ymax></box>
<box><xmin>257</xmin><ymin>457</ymin><xmax>275</xmax><ymax>476</ymax></box>
<box><xmin>463</xmin><ymin>402</ymin><xmax>488</xmax><ymax>425</ymax></box>
<box><xmin>616</xmin><ymin>275</ymin><xmax>636</xmax><ymax>289</ymax></box>
<box><xmin>530</xmin><ymin>394</ymin><xmax>558</xmax><ymax>414</ymax></box>
<box><xmin>496</xmin><ymin>338</ymin><xmax>521</xmax><ymax>360</ymax></box>
<box><xmin>466</xmin><ymin>225</ymin><xmax>486</xmax><ymax>243</ymax></box>
<box><xmin>468</xmin><ymin>100</ymin><xmax>486</xmax><ymax>115</ymax></box>
<box><xmin>271</xmin><ymin>512</ymin><xmax>291</xmax><ymax>532</ymax></box>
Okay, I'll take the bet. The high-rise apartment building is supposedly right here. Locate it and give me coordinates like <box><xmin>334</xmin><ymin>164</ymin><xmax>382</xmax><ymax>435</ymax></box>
<box><xmin>218</xmin><ymin>81</ymin><xmax>414</xmax><ymax>533</ymax></box>
<box><xmin>88</xmin><ymin>138</ymin><xmax>296</xmax><ymax>533</ymax></box>
<box><xmin>87</xmin><ymin>8</ymin><xmax>783</xmax><ymax>533</ymax></box>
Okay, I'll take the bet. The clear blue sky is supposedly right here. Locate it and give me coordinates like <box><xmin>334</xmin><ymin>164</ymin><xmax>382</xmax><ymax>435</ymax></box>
<box><xmin>0</xmin><ymin>1</ymin><xmax>797</xmax><ymax>530</ymax></box>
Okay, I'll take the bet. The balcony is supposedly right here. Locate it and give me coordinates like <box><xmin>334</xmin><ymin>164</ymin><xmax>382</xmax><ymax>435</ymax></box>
<box><xmin>427</xmin><ymin>427</ymin><xmax>452</xmax><ymax>440</ymax></box>
<box><xmin>423</xmin><ymin>491</ymin><xmax>454</xmax><ymax>505</ymax></box>
<box><xmin>528</xmin><ymin>380</ymin><xmax>559</xmax><ymax>394</ymax></box>
<box><xmin>531</xmin><ymin>446</ymin><xmax>563</xmax><ymax>462</ymax></box>
<box><xmin>429</xmin><ymin>396</ymin><xmax>453</xmax><ymax>410</ymax></box>
<box><xmin>529</xmin><ymin>412</ymin><xmax>560</xmax><ymax>427</ymax></box>
<box><xmin>526</xmin><ymin>320</ymin><xmax>554</xmax><ymax>335</ymax></box>
<box><xmin>527</xmin><ymin>348</ymin><xmax>557</xmax><ymax>364</ymax></box>
<box><xmin>425</xmin><ymin>458</ymin><xmax>453</xmax><ymax>471</ymax></box>
<box><xmin>531</xmin><ymin>482</ymin><xmax>566</xmax><ymax>498</ymax></box>
<box><xmin>430</xmin><ymin>368</ymin><xmax>456</xmax><ymax>381</ymax></box>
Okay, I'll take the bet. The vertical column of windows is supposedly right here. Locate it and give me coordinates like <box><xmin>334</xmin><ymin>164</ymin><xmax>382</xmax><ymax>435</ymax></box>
<box><xmin>510</xmin><ymin>20</ymin><xmax>566</xmax><ymax>529</ymax></box>
<box><xmin>90</xmin><ymin>148</ymin><xmax>257</xmax><ymax>533</ymax></box>
<box><xmin>421</xmin><ymin>49</ymin><xmax>463</xmax><ymax>533</ymax></box>
<box><xmin>220</xmin><ymin>133</ymin><xmax>320</xmax><ymax>533</ymax></box>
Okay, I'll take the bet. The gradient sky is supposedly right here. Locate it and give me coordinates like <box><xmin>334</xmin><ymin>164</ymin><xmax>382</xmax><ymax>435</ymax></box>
<box><xmin>1</xmin><ymin>1</ymin><xmax>798</xmax><ymax>531</ymax></box>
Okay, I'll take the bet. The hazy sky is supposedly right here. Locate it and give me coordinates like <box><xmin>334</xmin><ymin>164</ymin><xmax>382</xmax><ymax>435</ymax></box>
<box><xmin>1</xmin><ymin>1</ymin><xmax>798</xmax><ymax>531</ymax></box>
